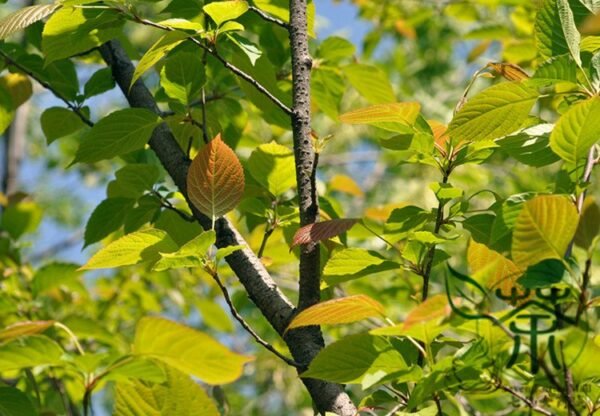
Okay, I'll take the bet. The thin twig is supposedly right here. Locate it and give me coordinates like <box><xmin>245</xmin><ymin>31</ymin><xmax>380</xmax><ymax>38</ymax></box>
<box><xmin>257</xmin><ymin>226</ymin><xmax>274</xmax><ymax>258</ymax></box>
<box><xmin>209</xmin><ymin>270</ymin><xmax>302</xmax><ymax>367</ymax></box>
<box><xmin>575</xmin><ymin>257</ymin><xmax>592</xmax><ymax>324</ymax></box>
<box><xmin>152</xmin><ymin>190</ymin><xmax>195</xmax><ymax>222</ymax></box>
<box><xmin>0</xmin><ymin>50</ymin><xmax>94</xmax><ymax>127</ymax></box>
<box><xmin>497</xmin><ymin>382</ymin><xmax>553</xmax><ymax>416</ymax></box>
<box><xmin>560</xmin><ymin>342</ymin><xmax>579</xmax><ymax>416</ymax></box>
<box><xmin>130</xmin><ymin>16</ymin><xmax>293</xmax><ymax>116</ymax></box>
<box><xmin>539</xmin><ymin>359</ymin><xmax>580</xmax><ymax>416</ymax></box>
<box><xmin>248</xmin><ymin>5</ymin><xmax>289</xmax><ymax>29</ymax></box>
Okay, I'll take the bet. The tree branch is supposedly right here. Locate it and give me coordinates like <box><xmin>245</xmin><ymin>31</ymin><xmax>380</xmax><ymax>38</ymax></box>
<box><xmin>99</xmin><ymin>40</ymin><xmax>355</xmax><ymax>416</ymax></box>
<box><xmin>248</xmin><ymin>5</ymin><xmax>289</xmax><ymax>29</ymax></box>
<box><xmin>496</xmin><ymin>381</ymin><xmax>553</xmax><ymax>416</ymax></box>
<box><xmin>129</xmin><ymin>16</ymin><xmax>293</xmax><ymax>116</ymax></box>
<box><xmin>209</xmin><ymin>269</ymin><xmax>301</xmax><ymax>367</ymax></box>
<box><xmin>289</xmin><ymin>0</ymin><xmax>319</xmax><ymax>310</ymax></box>
<box><xmin>0</xmin><ymin>50</ymin><xmax>94</xmax><ymax>128</ymax></box>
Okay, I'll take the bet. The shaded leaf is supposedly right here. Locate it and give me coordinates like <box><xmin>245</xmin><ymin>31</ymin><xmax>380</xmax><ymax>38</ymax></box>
<box><xmin>574</xmin><ymin>197</ymin><xmax>600</xmax><ymax>249</ymax></box>
<box><xmin>74</xmin><ymin>109</ymin><xmax>162</xmax><ymax>163</ymax></box>
<box><xmin>302</xmin><ymin>334</ymin><xmax>408</xmax><ymax>385</ymax></box>
<box><xmin>131</xmin><ymin>31</ymin><xmax>188</xmax><ymax>87</ymax></box>
<box><xmin>323</xmin><ymin>248</ymin><xmax>400</xmax><ymax>286</ymax></box>
<box><xmin>518</xmin><ymin>259</ymin><xmax>566</xmax><ymax>288</ymax></box>
<box><xmin>84</xmin><ymin>198</ymin><xmax>135</xmax><ymax>247</ymax></box>
<box><xmin>0</xmin><ymin>386</ymin><xmax>37</xmax><ymax>416</ymax></box>
<box><xmin>160</xmin><ymin>51</ymin><xmax>205</xmax><ymax>105</ymax></box>
<box><xmin>343</xmin><ymin>64</ymin><xmax>395</xmax><ymax>104</ymax></box>
<box><xmin>41</xmin><ymin>107</ymin><xmax>86</xmax><ymax>144</ymax></box>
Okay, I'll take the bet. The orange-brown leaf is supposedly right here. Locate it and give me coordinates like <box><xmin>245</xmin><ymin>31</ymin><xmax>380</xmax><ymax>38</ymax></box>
<box><xmin>286</xmin><ymin>295</ymin><xmax>385</xmax><ymax>332</ymax></box>
<box><xmin>187</xmin><ymin>134</ymin><xmax>245</xmax><ymax>219</ymax></box>
<box><xmin>291</xmin><ymin>218</ymin><xmax>358</xmax><ymax>248</ymax></box>
<box><xmin>486</xmin><ymin>62</ymin><xmax>529</xmax><ymax>81</ymax></box>
<box><xmin>404</xmin><ymin>294</ymin><xmax>452</xmax><ymax>329</ymax></box>
<box><xmin>0</xmin><ymin>320</ymin><xmax>55</xmax><ymax>341</ymax></box>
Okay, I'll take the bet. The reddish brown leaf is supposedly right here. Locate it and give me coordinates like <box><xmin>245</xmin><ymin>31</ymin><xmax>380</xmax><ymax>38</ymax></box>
<box><xmin>291</xmin><ymin>218</ymin><xmax>359</xmax><ymax>248</ymax></box>
<box><xmin>187</xmin><ymin>134</ymin><xmax>245</xmax><ymax>220</ymax></box>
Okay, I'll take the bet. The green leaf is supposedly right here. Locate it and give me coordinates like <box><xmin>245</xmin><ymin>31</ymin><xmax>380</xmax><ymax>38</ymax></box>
<box><xmin>226</xmin><ymin>33</ymin><xmax>262</xmax><ymax>66</ymax></box>
<box><xmin>518</xmin><ymin>259</ymin><xmax>566</xmax><ymax>288</ymax></box>
<box><xmin>74</xmin><ymin>109</ymin><xmax>162</xmax><ymax>164</ymax></box>
<box><xmin>41</xmin><ymin>107</ymin><xmax>87</xmax><ymax>143</ymax></box>
<box><xmin>535</xmin><ymin>0</ymin><xmax>588</xmax><ymax>60</ymax></box>
<box><xmin>114</xmin><ymin>365</ymin><xmax>219</xmax><ymax>416</ymax></box>
<box><xmin>498</xmin><ymin>124</ymin><xmax>561</xmax><ymax>167</ymax></box>
<box><xmin>131</xmin><ymin>31</ymin><xmax>189</xmax><ymax>88</ymax></box>
<box><xmin>0</xmin><ymin>85</ymin><xmax>14</xmax><ymax>135</ymax></box>
<box><xmin>80</xmin><ymin>228</ymin><xmax>178</xmax><ymax>270</ymax></box>
<box><xmin>511</xmin><ymin>195</ymin><xmax>578</xmax><ymax>268</ymax></box>
<box><xmin>247</xmin><ymin>141</ymin><xmax>295</xmax><ymax>196</ymax></box>
<box><xmin>203</xmin><ymin>0</ymin><xmax>249</xmax><ymax>26</ymax></box>
<box><xmin>160</xmin><ymin>51</ymin><xmax>205</xmax><ymax>105</ymax></box>
<box><xmin>574</xmin><ymin>197</ymin><xmax>600</xmax><ymax>249</ymax></box>
<box><xmin>253</xmin><ymin>0</ymin><xmax>316</xmax><ymax>37</ymax></box>
<box><xmin>133</xmin><ymin>317</ymin><xmax>252</xmax><ymax>385</ymax></box>
<box><xmin>318</xmin><ymin>36</ymin><xmax>356</xmax><ymax>62</ymax></box>
<box><xmin>286</xmin><ymin>295</ymin><xmax>386</xmax><ymax>331</ymax></box>
<box><xmin>0</xmin><ymin>335</ymin><xmax>64</xmax><ymax>372</ymax></box>
<box><xmin>323</xmin><ymin>248</ymin><xmax>400</xmax><ymax>286</ymax></box>
<box><xmin>0</xmin><ymin>386</ymin><xmax>37</xmax><ymax>416</ymax></box>
<box><xmin>1</xmin><ymin>199</ymin><xmax>42</xmax><ymax>239</ymax></box>
<box><xmin>429</xmin><ymin>182</ymin><xmax>463</xmax><ymax>201</ymax></box>
<box><xmin>550</xmin><ymin>97</ymin><xmax>600</xmax><ymax>164</ymax></box>
<box><xmin>42</xmin><ymin>7</ymin><xmax>125</xmax><ymax>64</ymax></box>
<box><xmin>196</xmin><ymin>300</ymin><xmax>234</xmax><ymax>333</ymax></box>
<box><xmin>531</xmin><ymin>54</ymin><xmax>579</xmax><ymax>85</ymax></box>
<box><xmin>557</xmin><ymin>0</ymin><xmax>582</xmax><ymax>65</ymax></box>
<box><xmin>311</xmin><ymin>67</ymin><xmax>345</xmax><ymax>118</ymax></box>
<box><xmin>109</xmin><ymin>164</ymin><xmax>161</xmax><ymax>199</ymax></box>
<box><xmin>102</xmin><ymin>356</ymin><xmax>166</xmax><ymax>384</ymax></box>
<box><xmin>447</xmin><ymin>81</ymin><xmax>539</xmax><ymax>142</ymax></box>
<box><xmin>84</xmin><ymin>67</ymin><xmax>116</xmax><ymax>99</ymax></box>
<box><xmin>343</xmin><ymin>64</ymin><xmax>395</xmax><ymax>104</ymax></box>
<box><xmin>152</xmin><ymin>231</ymin><xmax>216</xmax><ymax>271</ymax></box>
<box><xmin>302</xmin><ymin>334</ymin><xmax>408</xmax><ymax>385</ymax></box>
<box><xmin>385</xmin><ymin>205</ymin><xmax>430</xmax><ymax>236</ymax></box>
<box><xmin>84</xmin><ymin>198</ymin><xmax>135</xmax><ymax>247</ymax></box>
<box><xmin>0</xmin><ymin>4</ymin><xmax>59</xmax><ymax>40</ymax></box>
<box><xmin>32</xmin><ymin>262</ymin><xmax>81</xmax><ymax>297</ymax></box>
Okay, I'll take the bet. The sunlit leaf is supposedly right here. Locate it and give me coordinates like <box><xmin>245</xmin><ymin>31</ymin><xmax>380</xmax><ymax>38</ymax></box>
<box><xmin>550</xmin><ymin>97</ymin><xmax>600</xmax><ymax>164</ymax></box>
<box><xmin>152</xmin><ymin>231</ymin><xmax>216</xmax><ymax>271</ymax></box>
<box><xmin>339</xmin><ymin>102</ymin><xmax>420</xmax><ymax>130</ymax></box>
<box><xmin>0</xmin><ymin>4</ymin><xmax>59</xmax><ymax>40</ymax></box>
<box><xmin>133</xmin><ymin>317</ymin><xmax>252</xmax><ymax>385</ymax></box>
<box><xmin>131</xmin><ymin>31</ymin><xmax>189</xmax><ymax>87</ymax></box>
<box><xmin>80</xmin><ymin>228</ymin><xmax>178</xmax><ymax>270</ymax></box>
<box><xmin>511</xmin><ymin>195</ymin><xmax>578</xmax><ymax>268</ymax></box>
<box><xmin>286</xmin><ymin>295</ymin><xmax>385</xmax><ymax>331</ymax></box>
<box><xmin>114</xmin><ymin>365</ymin><xmax>219</xmax><ymax>416</ymax></box>
<box><xmin>0</xmin><ymin>335</ymin><xmax>64</xmax><ymax>371</ymax></box>
<box><xmin>343</xmin><ymin>64</ymin><xmax>395</xmax><ymax>104</ymax></box>
<box><xmin>448</xmin><ymin>81</ymin><xmax>538</xmax><ymax>142</ymax></box>
<box><xmin>187</xmin><ymin>134</ymin><xmax>245</xmax><ymax>220</ymax></box>
<box><xmin>247</xmin><ymin>141</ymin><xmax>295</xmax><ymax>196</ymax></box>
<box><xmin>203</xmin><ymin>0</ymin><xmax>249</xmax><ymax>26</ymax></box>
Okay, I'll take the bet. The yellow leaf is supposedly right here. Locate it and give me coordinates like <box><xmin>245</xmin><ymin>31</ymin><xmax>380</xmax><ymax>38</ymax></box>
<box><xmin>339</xmin><ymin>102</ymin><xmax>420</xmax><ymax>125</ymax></box>
<box><xmin>0</xmin><ymin>73</ymin><xmax>32</xmax><ymax>108</ymax></box>
<box><xmin>286</xmin><ymin>295</ymin><xmax>385</xmax><ymax>331</ymax></box>
<box><xmin>329</xmin><ymin>174</ymin><xmax>364</xmax><ymax>197</ymax></box>
<box><xmin>468</xmin><ymin>240</ymin><xmax>523</xmax><ymax>293</ymax></box>
<box><xmin>511</xmin><ymin>195</ymin><xmax>578</xmax><ymax>268</ymax></box>
<box><xmin>404</xmin><ymin>294</ymin><xmax>452</xmax><ymax>329</ymax></box>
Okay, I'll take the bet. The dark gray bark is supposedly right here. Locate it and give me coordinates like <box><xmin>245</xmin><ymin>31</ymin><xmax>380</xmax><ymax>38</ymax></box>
<box><xmin>99</xmin><ymin>40</ymin><xmax>356</xmax><ymax>415</ymax></box>
<box><xmin>289</xmin><ymin>0</ymin><xmax>320</xmax><ymax>311</ymax></box>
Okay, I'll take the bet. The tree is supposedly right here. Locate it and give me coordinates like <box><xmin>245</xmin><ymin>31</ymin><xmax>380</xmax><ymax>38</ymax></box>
<box><xmin>0</xmin><ymin>0</ymin><xmax>598</xmax><ymax>415</ymax></box>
